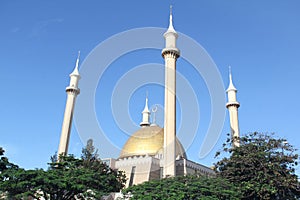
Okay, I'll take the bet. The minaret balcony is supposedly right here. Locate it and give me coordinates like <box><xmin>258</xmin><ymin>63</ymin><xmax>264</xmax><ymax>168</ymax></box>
<box><xmin>226</xmin><ymin>101</ymin><xmax>240</xmax><ymax>108</ymax></box>
<box><xmin>66</xmin><ymin>86</ymin><xmax>80</xmax><ymax>95</ymax></box>
<box><xmin>161</xmin><ymin>48</ymin><xmax>180</xmax><ymax>58</ymax></box>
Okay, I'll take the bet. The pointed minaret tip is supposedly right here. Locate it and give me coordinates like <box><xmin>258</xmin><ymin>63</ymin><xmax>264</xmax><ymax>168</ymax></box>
<box><xmin>142</xmin><ymin>95</ymin><xmax>150</xmax><ymax>113</ymax></box>
<box><xmin>76</xmin><ymin>51</ymin><xmax>80</xmax><ymax>69</ymax></box>
<box><xmin>227</xmin><ymin>66</ymin><xmax>237</xmax><ymax>92</ymax></box>
<box><xmin>166</xmin><ymin>5</ymin><xmax>176</xmax><ymax>33</ymax></box>
<box><xmin>229</xmin><ymin>66</ymin><xmax>233</xmax><ymax>85</ymax></box>
<box><xmin>70</xmin><ymin>51</ymin><xmax>81</xmax><ymax>76</ymax></box>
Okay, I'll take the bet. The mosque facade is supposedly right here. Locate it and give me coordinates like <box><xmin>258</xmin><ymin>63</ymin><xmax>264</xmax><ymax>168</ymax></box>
<box><xmin>57</xmin><ymin>9</ymin><xmax>240</xmax><ymax>187</ymax></box>
<box><xmin>102</xmin><ymin>98</ymin><xmax>216</xmax><ymax>187</ymax></box>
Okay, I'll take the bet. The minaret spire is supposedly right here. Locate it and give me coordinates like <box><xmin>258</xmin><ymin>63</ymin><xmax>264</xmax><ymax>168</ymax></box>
<box><xmin>227</xmin><ymin>66</ymin><xmax>237</xmax><ymax>92</ymax></box>
<box><xmin>162</xmin><ymin>6</ymin><xmax>180</xmax><ymax>178</ymax></box>
<box><xmin>167</xmin><ymin>5</ymin><xmax>176</xmax><ymax>33</ymax></box>
<box><xmin>57</xmin><ymin>53</ymin><xmax>81</xmax><ymax>158</ymax></box>
<box><xmin>140</xmin><ymin>95</ymin><xmax>151</xmax><ymax>127</ymax></box>
<box><xmin>70</xmin><ymin>51</ymin><xmax>80</xmax><ymax>77</ymax></box>
<box><xmin>226</xmin><ymin>67</ymin><xmax>240</xmax><ymax>147</ymax></box>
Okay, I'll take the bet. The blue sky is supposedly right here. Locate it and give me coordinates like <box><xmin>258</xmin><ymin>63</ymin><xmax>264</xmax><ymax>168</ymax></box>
<box><xmin>1</xmin><ymin>1</ymin><xmax>300</xmax><ymax>174</ymax></box>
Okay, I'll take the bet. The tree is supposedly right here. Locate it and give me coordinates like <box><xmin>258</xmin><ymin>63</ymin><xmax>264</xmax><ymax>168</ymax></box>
<box><xmin>81</xmin><ymin>139</ymin><xmax>99</xmax><ymax>168</ymax></box>
<box><xmin>122</xmin><ymin>175</ymin><xmax>241</xmax><ymax>200</ymax></box>
<box><xmin>0</xmin><ymin>147</ymin><xmax>18</xmax><ymax>173</ymax></box>
<box><xmin>215</xmin><ymin>132</ymin><xmax>300</xmax><ymax>200</ymax></box>
<box><xmin>0</xmin><ymin>143</ymin><xmax>126</xmax><ymax>199</ymax></box>
<box><xmin>0</xmin><ymin>147</ymin><xmax>5</xmax><ymax>171</ymax></box>
<box><xmin>0</xmin><ymin>147</ymin><xmax>20</xmax><ymax>198</ymax></box>
<box><xmin>1</xmin><ymin>168</ymin><xmax>47</xmax><ymax>199</ymax></box>
<box><xmin>45</xmin><ymin>154</ymin><xmax>126</xmax><ymax>199</ymax></box>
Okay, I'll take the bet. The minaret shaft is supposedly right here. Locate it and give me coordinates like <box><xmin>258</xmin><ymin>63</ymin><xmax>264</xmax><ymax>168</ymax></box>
<box><xmin>163</xmin><ymin>54</ymin><xmax>177</xmax><ymax>177</ymax></box>
<box><xmin>226</xmin><ymin>68</ymin><xmax>240</xmax><ymax>147</ymax></box>
<box><xmin>228</xmin><ymin>105</ymin><xmax>240</xmax><ymax>147</ymax></box>
<box><xmin>162</xmin><ymin>7</ymin><xmax>180</xmax><ymax>177</ymax></box>
<box><xmin>57</xmin><ymin>54</ymin><xmax>80</xmax><ymax>158</ymax></box>
<box><xmin>58</xmin><ymin>93</ymin><xmax>77</xmax><ymax>155</ymax></box>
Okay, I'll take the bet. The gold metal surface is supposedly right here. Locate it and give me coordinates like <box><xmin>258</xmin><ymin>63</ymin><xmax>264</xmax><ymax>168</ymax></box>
<box><xmin>119</xmin><ymin>125</ymin><xmax>186</xmax><ymax>159</ymax></box>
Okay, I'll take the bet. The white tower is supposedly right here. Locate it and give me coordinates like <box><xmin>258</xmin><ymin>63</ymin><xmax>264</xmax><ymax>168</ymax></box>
<box><xmin>162</xmin><ymin>6</ymin><xmax>180</xmax><ymax>177</ymax></box>
<box><xmin>140</xmin><ymin>96</ymin><xmax>150</xmax><ymax>127</ymax></box>
<box><xmin>226</xmin><ymin>67</ymin><xmax>240</xmax><ymax>147</ymax></box>
<box><xmin>57</xmin><ymin>52</ymin><xmax>81</xmax><ymax>157</ymax></box>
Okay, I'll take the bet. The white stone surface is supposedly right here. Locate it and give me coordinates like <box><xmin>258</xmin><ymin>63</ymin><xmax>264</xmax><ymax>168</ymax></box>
<box><xmin>57</xmin><ymin>55</ymin><xmax>80</xmax><ymax>157</ymax></box>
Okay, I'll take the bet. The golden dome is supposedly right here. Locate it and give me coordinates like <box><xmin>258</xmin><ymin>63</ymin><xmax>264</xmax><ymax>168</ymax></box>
<box><xmin>119</xmin><ymin>125</ymin><xmax>187</xmax><ymax>159</ymax></box>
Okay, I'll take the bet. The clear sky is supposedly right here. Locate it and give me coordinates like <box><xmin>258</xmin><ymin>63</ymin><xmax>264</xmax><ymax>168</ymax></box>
<box><xmin>1</xmin><ymin>0</ymin><xmax>300</xmax><ymax>174</ymax></box>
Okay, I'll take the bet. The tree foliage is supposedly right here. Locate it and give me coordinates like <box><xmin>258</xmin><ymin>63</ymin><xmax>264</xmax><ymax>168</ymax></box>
<box><xmin>215</xmin><ymin>132</ymin><xmax>300</xmax><ymax>200</ymax></box>
<box><xmin>123</xmin><ymin>175</ymin><xmax>241</xmax><ymax>200</ymax></box>
<box><xmin>0</xmin><ymin>147</ymin><xmax>18</xmax><ymax>173</ymax></box>
<box><xmin>0</xmin><ymin>142</ymin><xmax>126</xmax><ymax>199</ymax></box>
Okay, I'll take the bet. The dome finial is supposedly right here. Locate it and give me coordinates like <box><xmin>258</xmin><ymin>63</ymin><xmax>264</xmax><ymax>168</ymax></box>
<box><xmin>140</xmin><ymin>93</ymin><xmax>150</xmax><ymax>127</ymax></box>
<box><xmin>151</xmin><ymin>105</ymin><xmax>158</xmax><ymax>126</ymax></box>
<box><xmin>142</xmin><ymin>94</ymin><xmax>150</xmax><ymax>114</ymax></box>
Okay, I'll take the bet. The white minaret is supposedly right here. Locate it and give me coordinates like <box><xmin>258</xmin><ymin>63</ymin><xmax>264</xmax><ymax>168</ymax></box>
<box><xmin>226</xmin><ymin>67</ymin><xmax>240</xmax><ymax>147</ymax></box>
<box><xmin>140</xmin><ymin>96</ymin><xmax>150</xmax><ymax>127</ymax></box>
<box><xmin>162</xmin><ymin>6</ymin><xmax>180</xmax><ymax>177</ymax></box>
<box><xmin>57</xmin><ymin>52</ymin><xmax>81</xmax><ymax>157</ymax></box>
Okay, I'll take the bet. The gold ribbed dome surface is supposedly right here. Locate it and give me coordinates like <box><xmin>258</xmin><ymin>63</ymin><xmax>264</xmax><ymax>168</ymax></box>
<box><xmin>119</xmin><ymin>125</ymin><xmax>187</xmax><ymax>159</ymax></box>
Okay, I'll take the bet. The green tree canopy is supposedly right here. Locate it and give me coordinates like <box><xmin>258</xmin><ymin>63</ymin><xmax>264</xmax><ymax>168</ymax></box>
<box><xmin>215</xmin><ymin>132</ymin><xmax>300</xmax><ymax>200</ymax></box>
<box><xmin>123</xmin><ymin>175</ymin><xmax>241</xmax><ymax>200</ymax></box>
<box><xmin>0</xmin><ymin>142</ymin><xmax>126</xmax><ymax>199</ymax></box>
<box><xmin>0</xmin><ymin>147</ymin><xmax>18</xmax><ymax>173</ymax></box>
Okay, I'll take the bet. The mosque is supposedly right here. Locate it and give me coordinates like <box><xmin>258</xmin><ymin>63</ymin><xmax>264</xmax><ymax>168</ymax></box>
<box><xmin>57</xmin><ymin>9</ymin><xmax>240</xmax><ymax>187</ymax></box>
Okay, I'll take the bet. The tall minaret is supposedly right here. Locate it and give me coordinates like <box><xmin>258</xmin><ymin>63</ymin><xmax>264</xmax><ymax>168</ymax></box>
<box><xmin>162</xmin><ymin>6</ymin><xmax>180</xmax><ymax>177</ymax></box>
<box><xmin>140</xmin><ymin>96</ymin><xmax>150</xmax><ymax>127</ymax></box>
<box><xmin>57</xmin><ymin>52</ymin><xmax>81</xmax><ymax>157</ymax></box>
<box><xmin>226</xmin><ymin>67</ymin><xmax>240</xmax><ymax>147</ymax></box>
